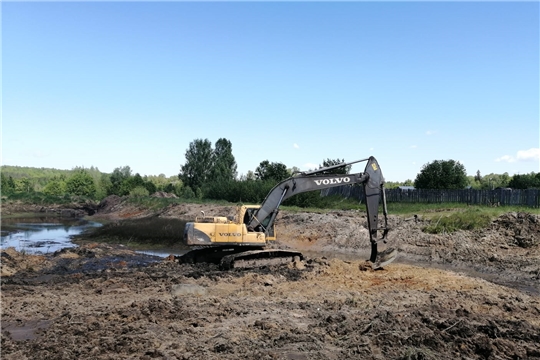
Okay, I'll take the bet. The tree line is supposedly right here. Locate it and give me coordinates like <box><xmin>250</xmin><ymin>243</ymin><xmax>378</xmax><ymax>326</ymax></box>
<box><xmin>1</xmin><ymin>138</ymin><xmax>538</xmax><ymax>207</ymax></box>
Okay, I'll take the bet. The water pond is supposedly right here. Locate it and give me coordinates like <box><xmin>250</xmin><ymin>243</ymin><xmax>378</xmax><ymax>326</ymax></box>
<box><xmin>1</xmin><ymin>216</ymin><xmax>102</xmax><ymax>255</ymax></box>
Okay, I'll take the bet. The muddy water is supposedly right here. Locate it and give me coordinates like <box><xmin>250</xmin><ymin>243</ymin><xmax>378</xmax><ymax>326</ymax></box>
<box><xmin>0</xmin><ymin>216</ymin><xmax>102</xmax><ymax>255</ymax></box>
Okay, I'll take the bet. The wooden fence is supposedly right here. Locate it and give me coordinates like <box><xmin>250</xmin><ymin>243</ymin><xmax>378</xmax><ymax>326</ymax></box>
<box><xmin>321</xmin><ymin>186</ymin><xmax>540</xmax><ymax>208</ymax></box>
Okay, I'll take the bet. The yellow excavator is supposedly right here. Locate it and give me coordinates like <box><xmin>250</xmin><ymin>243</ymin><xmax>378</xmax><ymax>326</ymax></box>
<box><xmin>178</xmin><ymin>156</ymin><xmax>397</xmax><ymax>269</ymax></box>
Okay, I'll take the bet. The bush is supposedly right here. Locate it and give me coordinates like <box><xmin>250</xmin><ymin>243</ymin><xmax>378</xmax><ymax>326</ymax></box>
<box><xmin>130</xmin><ymin>186</ymin><xmax>150</xmax><ymax>197</ymax></box>
<box><xmin>178</xmin><ymin>186</ymin><xmax>196</xmax><ymax>199</ymax></box>
<box><xmin>43</xmin><ymin>179</ymin><xmax>67</xmax><ymax>197</ymax></box>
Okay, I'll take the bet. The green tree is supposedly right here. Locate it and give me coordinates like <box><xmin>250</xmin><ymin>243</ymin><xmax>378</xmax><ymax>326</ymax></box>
<box><xmin>178</xmin><ymin>185</ymin><xmax>196</xmax><ymax>199</ymax></box>
<box><xmin>18</xmin><ymin>177</ymin><xmax>34</xmax><ymax>193</ymax></box>
<box><xmin>255</xmin><ymin>160</ymin><xmax>289</xmax><ymax>182</ymax></box>
<box><xmin>210</xmin><ymin>138</ymin><xmax>237</xmax><ymax>182</ymax></box>
<box><xmin>403</xmin><ymin>179</ymin><xmax>414</xmax><ymax>186</ymax></box>
<box><xmin>480</xmin><ymin>173</ymin><xmax>510</xmax><ymax>190</ymax></box>
<box><xmin>414</xmin><ymin>160</ymin><xmax>468</xmax><ymax>189</ymax></box>
<box><xmin>1</xmin><ymin>173</ymin><xmax>16</xmax><ymax>195</ymax></box>
<box><xmin>500</xmin><ymin>172</ymin><xmax>511</xmax><ymax>187</ymax></box>
<box><xmin>98</xmin><ymin>173</ymin><xmax>112</xmax><ymax>199</ymax></box>
<box><xmin>179</xmin><ymin>139</ymin><xmax>213</xmax><ymax>190</ymax></box>
<box><xmin>474</xmin><ymin>170</ymin><xmax>482</xmax><ymax>182</ymax></box>
<box><xmin>108</xmin><ymin>166</ymin><xmax>132</xmax><ymax>195</ymax></box>
<box><xmin>145</xmin><ymin>174</ymin><xmax>170</xmax><ymax>191</ymax></box>
<box><xmin>239</xmin><ymin>170</ymin><xmax>256</xmax><ymax>181</ymax></box>
<box><xmin>43</xmin><ymin>177</ymin><xmax>67</xmax><ymax>196</ymax></box>
<box><xmin>144</xmin><ymin>180</ymin><xmax>157</xmax><ymax>194</ymax></box>
<box><xmin>508</xmin><ymin>172</ymin><xmax>540</xmax><ymax>189</ymax></box>
<box><xmin>319</xmin><ymin>158</ymin><xmax>351</xmax><ymax>174</ymax></box>
<box><xmin>66</xmin><ymin>170</ymin><xmax>96</xmax><ymax>197</ymax></box>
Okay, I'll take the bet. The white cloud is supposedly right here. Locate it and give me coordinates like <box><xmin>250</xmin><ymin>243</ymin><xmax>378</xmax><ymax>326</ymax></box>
<box><xmin>293</xmin><ymin>143</ymin><xmax>300</xmax><ymax>149</ymax></box>
<box><xmin>410</xmin><ymin>145</ymin><xmax>417</xmax><ymax>149</ymax></box>
<box><xmin>496</xmin><ymin>155</ymin><xmax>516</xmax><ymax>163</ymax></box>
<box><xmin>517</xmin><ymin>148</ymin><xmax>540</xmax><ymax>161</ymax></box>
<box><xmin>426</xmin><ymin>130</ymin><xmax>437</xmax><ymax>136</ymax></box>
<box><xmin>496</xmin><ymin>148</ymin><xmax>540</xmax><ymax>163</ymax></box>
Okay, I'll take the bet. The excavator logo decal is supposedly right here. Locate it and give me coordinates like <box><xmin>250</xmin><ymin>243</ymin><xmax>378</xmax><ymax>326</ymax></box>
<box><xmin>314</xmin><ymin>177</ymin><xmax>351</xmax><ymax>186</ymax></box>
<box><xmin>372</xmin><ymin>163</ymin><xmax>378</xmax><ymax>171</ymax></box>
<box><xmin>219</xmin><ymin>233</ymin><xmax>242</xmax><ymax>237</ymax></box>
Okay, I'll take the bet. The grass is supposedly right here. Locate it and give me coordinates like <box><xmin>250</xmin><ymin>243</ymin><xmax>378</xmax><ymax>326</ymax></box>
<box><xmin>284</xmin><ymin>199</ymin><xmax>539</xmax><ymax>235</ymax></box>
<box><xmin>75</xmin><ymin>216</ymin><xmax>189</xmax><ymax>249</ymax></box>
<box><xmin>387</xmin><ymin>202</ymin><xmax>540</xmax><ymax>218</ymax></box>
<box><xmin>422</xmin><ymin>209</ymin><xmax>492</xmax><ymax>234</ymax></box>
<box><xmin>125</xmin><ymin>196</ymin><xmax>233</xmax><ymax>210</ymax></box>
<box><xmin>385</xmin><ymin>202</ymin><xmax>539</xmax><ymax>234</ymax></box>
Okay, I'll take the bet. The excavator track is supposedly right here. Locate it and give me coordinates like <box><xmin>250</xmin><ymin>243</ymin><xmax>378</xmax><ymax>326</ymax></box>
<box><xmin>220</xmin><ymin>249</ymin><xmax>304</xmax><ymax>270</ymax></box>
<box><xmin>176</xmin><ymin>246</ymin><xmax>261</xmax><ymax>265</ymax></box>
<box><xmin>176</xmin><ymin>247</ymin><xmax>303</xmax><ymax>270</ymax></box>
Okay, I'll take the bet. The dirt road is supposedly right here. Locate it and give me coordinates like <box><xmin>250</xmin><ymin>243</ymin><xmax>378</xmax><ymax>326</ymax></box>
<box><xmin>1</xmin><ymin>199</ymin><xmax>539</xmax><ymax>359</ymax></box>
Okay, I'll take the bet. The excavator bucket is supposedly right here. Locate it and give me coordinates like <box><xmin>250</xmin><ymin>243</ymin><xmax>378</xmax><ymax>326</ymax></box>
<box><xmin>370</xmin><ymin>243</ymin><xmax>398</xmax><ymax>269</ymax></box>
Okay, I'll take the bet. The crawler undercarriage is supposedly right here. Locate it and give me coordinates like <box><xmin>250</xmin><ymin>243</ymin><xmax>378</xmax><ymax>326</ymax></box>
<box><xmin>176</xmin><ymin>246</ymin><xmax>304</xmax><ymax>270</ymax></box>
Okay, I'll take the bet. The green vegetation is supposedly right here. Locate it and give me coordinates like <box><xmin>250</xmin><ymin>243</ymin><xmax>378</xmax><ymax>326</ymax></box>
<box><xmin>77</xmin><ymin>217</ymin><xmax>189</xmax><ymax>249</ymax></box>
<box><xmin>280</xmin><ymin>196</ymin><xmax>364</xmax><ymax>214</ymax></box>
<box><xmin>414</xmin><ymin>159</ymin><xmax>468</xmax><ymax>189</ymax></box>
<box><xmin>179</xmin><ymin>138</ymin><xmax>238</xmax><ymax>190</ymax></box>
<box><xmin>422</xmin><ymin>209</ymin><xmax>492</xmax><ymax>234</ymax></box>
<box><xmin>124</xmin><ymin>195</ymin><xmax>233</xmax><ymax>211</ymax></box>
<box><xmin>2</xmin><ymin>191</ymin><xmax>79</xmax><ymax>205</ymax></box>
<box><xmin>387</xmin><ymin>202</ymin><xmax>539</xmax><ymax>217</ymax></box>
<box><xmin>509</xmin><ymin>172</ymin><xmax>540</xmax><ymax>189</ymax></box>
<box><xmin>255</xmin><ymin>160</ymin><xmax>290</xmax><ymax>182</ymax></box>
<box><xmin>468</xmin><ymin>171</ymin><xmax>511</xmax><ymax>190</ymax></box>
<box><xmin>388</xmin><ymin>202</ymin><xmax>539</xmax><ymax>234</ymax></box>
<box><xmin>1</xmin><ymin>137</ymin><xmax>538</xmax><ymax>212</ymax></box>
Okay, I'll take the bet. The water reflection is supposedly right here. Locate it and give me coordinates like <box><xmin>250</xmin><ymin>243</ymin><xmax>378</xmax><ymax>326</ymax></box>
<box><xmin>0</xmin><ymin>217</ymin><xmax>102</xmax><ymax>255</ymax></box>
<box><xmin>136</xmin><ymin>249</ymin><xmax>187</xmax><ymax>258</ymax></box>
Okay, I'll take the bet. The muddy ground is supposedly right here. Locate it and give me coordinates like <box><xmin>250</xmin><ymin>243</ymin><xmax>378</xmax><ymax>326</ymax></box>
<box><xmin>1</xmin><ymin>197</ymin><xmax>539</xmax><ymax>359</ymax></box>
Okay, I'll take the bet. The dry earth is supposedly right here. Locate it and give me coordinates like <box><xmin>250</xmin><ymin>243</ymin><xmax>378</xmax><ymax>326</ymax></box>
<box><xmin>1</xmin><ymin>197</ymin><xmax>539</xmax><ymax>359</ymax></box>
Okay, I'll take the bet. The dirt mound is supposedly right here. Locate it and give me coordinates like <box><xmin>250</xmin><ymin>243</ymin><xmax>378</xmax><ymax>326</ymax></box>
<box><xmin>492</xmin><ymin>212</ymin><xmax>540</xmax><ymax>248</ymax></box>
<box><xmin>0</xmin><ymin>247</ymin><xmax>53</xmax><ymax>277</ymax></box>
<box><xmin>96</xmin><ymin>195</ymin><xmax>123</xmax><ymax>214</ymax></box>
<box><xmin>151</xmin><ymin>191</ymin><xmax>178</xmax><ymax>198</ymax></box>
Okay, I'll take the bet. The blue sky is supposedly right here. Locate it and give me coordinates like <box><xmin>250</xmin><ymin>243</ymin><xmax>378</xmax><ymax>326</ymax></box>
<box><xmin>2</xmin><ymin>1</ymin><xmax>539</xmax><ymax>182</ymax></box>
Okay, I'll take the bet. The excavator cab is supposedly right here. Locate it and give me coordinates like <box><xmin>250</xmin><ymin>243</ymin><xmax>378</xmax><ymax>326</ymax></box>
<box><xmin>242</xmin><ymin>206</ymin><xmax>275</xmax><ymax>240</ymax></box>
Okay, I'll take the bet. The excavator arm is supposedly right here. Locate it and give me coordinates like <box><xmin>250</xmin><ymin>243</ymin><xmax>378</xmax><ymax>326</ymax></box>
<box><xmin>248</xmin><ymin>156</ymin><xmax>396</xmax><ymax>268</ymax></box>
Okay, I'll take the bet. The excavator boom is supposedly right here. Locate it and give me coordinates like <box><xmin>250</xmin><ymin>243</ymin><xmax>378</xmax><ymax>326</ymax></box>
<box><xmin>247</xmin><ymin>156</ymin><xmax>395</xmax><ymax>268</ymax></box>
